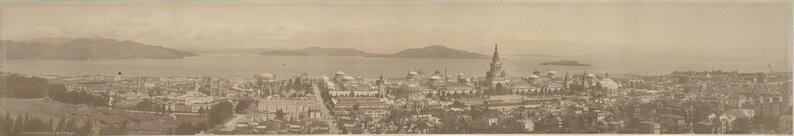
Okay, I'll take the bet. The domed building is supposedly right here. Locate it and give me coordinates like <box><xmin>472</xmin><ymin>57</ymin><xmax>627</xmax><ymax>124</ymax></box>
<box><xmin>342</xmin><ymin>75</ymin><xmax>356</xmax><ymax>83</ymax></box>
<box><xmin>407</xmin><ymin>71</ymin><xmax>419</xmax><ymax>79</ymax></box>
<box><xmin>547</xmin><ymin>71</ymin><xmax>557</xmax><ymax>79</ymax></box>
<box><xmin>528</xmin><ymin>75</ymin><xmax>540</xmax><ymax>83</ymax></box>
<box><xmin>457</xmin><ymin>73</ymin><xmax>469</xmax><ymax>83</ymax></box>
<box><xmin>427</xmin><ymin>75</ymin><xmax>446</xmax><ymax>88</ymax></box>
<box><xmin>509</xmin><ymin>73</ymin><xmax>564</xmax><ymax>95</ymax></box>
<box><xmin>256</xmin><ymin>73</ymin><xmax>275</xmax><ymax>82</ymax></box>
<box><xmin>429</xmin><ymin>76</ymin><xmax>443</xmax><ymax>82</ymax></box>
<box><xmin>254</xmin><ymin>73</ymin><xmax>278</xmax><ymax>97</ymax></box>
<box><xmin>333</xmin><ymin>71</ymin><xmax>347</xmax><ymax>83</ymax></box>
<box><xmin>396</xmin><ymin>84</ymin><xmax>425</xmax><ymax>101</ymax></box>
<box><xmin>596</xmin><ymin>78</ymin><xmax>621</xmax><ymax>91</ymax></box>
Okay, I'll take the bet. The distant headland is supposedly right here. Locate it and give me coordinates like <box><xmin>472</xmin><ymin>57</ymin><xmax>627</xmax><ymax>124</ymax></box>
<box><xmin>4</xmin><ymin>37</ymin><xmax>197</xmax><ymax>60</ymax></box>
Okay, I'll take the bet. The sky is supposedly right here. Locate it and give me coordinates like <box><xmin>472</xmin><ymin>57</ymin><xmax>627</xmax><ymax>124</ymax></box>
<box><xmin>1</xmin><ymin>1</ymin><xmax>791</xmax><ymax>60</ymax></box>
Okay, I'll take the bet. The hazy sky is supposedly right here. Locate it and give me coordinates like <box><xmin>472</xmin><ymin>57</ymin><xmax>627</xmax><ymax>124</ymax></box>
<box><xmin>1</xmin><ymin>1</ymin><xmax>791</xmax><ymax>59</ymax></box>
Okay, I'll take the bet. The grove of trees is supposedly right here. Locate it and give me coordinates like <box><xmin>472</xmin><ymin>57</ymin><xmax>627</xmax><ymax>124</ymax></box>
<box><xmin>208</xmin><ymin>101</ymin><xmax>234</xmax><ymax>127</ymax></box>
<box><xmin>0</xmin><ymin>111</ymin><xmax>94</xmax><ymax>136</ymax></box>
<box><xmin>2</xmin><ymin>74</ymin><xmax>50</xmax><ymax>99</ymax></box>
<box><xmin>47</xmin><ymin>84</ymin><xmax>110</xmax><ymax>107</ymax></box>
<box><xmin>172</xmin><ymin>121</ymin><xmax>208</xmax><ymax>135</ymax></box>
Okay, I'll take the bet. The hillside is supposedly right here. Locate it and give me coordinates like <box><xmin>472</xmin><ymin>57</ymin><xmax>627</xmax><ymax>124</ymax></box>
<box><xmin>0</xmin><ymin>98</ymin><xmax>182</xmax><ymax>135</ymax></box>
<box><xmin>259</xmin><ymin>50</ymin><xmax>310</xmax><ymax>56</ymax></box>
<box><xmin>368</xmin><ymin>45</ymin><xmax>488</xmax><ymax>59</ymax></box>
<box><xmin>4</xmin><ymin>37</ymin><xmax>198</xmax><ymax>59</ymax></box>
<box><xmin>297</xmin><ymin>46</ymin><xmax>374</xmax><ymax>56</ymax></box>
<box><xmin>259</xmin><ymin>46</ymin><xmax>373</xmax><ymax>56</ymax></box>
<box><xmin>190</xmin><ymin>47</ymin><xmax>286</xmax><ymax>54</ymax></box>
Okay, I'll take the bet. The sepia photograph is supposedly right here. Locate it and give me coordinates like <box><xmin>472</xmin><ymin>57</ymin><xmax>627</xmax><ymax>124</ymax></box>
<box><xmin>0</xmin><ymin>0</ymin><xmax>792</xmax><ymax>135</ymax></box>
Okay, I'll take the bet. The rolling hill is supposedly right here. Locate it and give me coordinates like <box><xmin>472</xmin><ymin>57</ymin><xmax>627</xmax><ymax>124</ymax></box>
<box><xmin>260</xmin><ymin>45</ymin><xmax>487</xmax><ymax>59</ymax></box>
<box><xmin>367</xmin><ymin>45</ymin><xmax>488</xmax><ymax>59</ymax></box>
<box><xmin>259</xmin><ymin>46</ymin><xmax>374</xmax><ymax>56</ymax></box>
<box><xmin>4</xmin><ymin>37</ymin><xmax>198</xmax><ymax>59</ymax></box>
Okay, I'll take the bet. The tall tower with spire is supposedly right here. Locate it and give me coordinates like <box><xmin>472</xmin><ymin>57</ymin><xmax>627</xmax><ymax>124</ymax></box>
<box><xmin>485</xmin><ymin>44</ymin><xmax>510</xmax><ymax>95</ymax></box>
<box><xmin>486</xmin><ymin>44</ymin><xmax>506</xmax><ymax>80</ymax></box>
<box><xmin>376</xmin><ymin>73</ymin><xmax>387</xmax><ymax>97</ymax></box>
<box><xmin>563</xmin><ymin>71</ymin><xmax>569</xmax><ymax>89</ymax></box>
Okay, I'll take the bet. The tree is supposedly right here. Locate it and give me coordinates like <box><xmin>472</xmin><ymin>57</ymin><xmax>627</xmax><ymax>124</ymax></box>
<box><xmin>5</xmin><ymin>74</ymin><xmax>50</xmax><ymax>99</ymax></box>
<box><xmin>14</xmin><ymin>114</ymin><xmax>24</xmax><ymax>134</ymax></box>
<box><xmin>47</xmin><ymin>117</ymin><xmax>54</xmax><ymax>132</ymax></box>
<box><xmin>156</xmin><ymin>105</ymin><xmax>167</xmax><ymax>114</ymax></box>
<box><xmin>118</xmin><ymin>121</ymin><xmax>129</xmax><ymax>134</ymax></box>
<box><xmin>234</xmin><ymin>100</ymin><xmax>253</xmax><ymax>114</ymax></box>
<box><xmin>166</xmin><ymin>106</ymin><xmax>174</xmax><ymax>114</ymax></box>
<box><xmin>3</xmin><ymin>112</ymin><xmax>10</xmax><ymax>124</ymax></box>
<box><xmin>275</xmin><ymin>109</ymin><xmax>285</xmax><ymax>119</ymax></box>
<box><xmin>175</xmin><ymin>122</ymin><xmax>198</xmax><ymax>135</ymax></box>
<box><xmin>65</xmin><ymin>119</ymin><xmax>77</xmax><ymax>132</ymax></box>
<box><xmin>136</xmin><ymin>99</ymin><xmax>155</xmax><ymax>112</ymax></box>
<box><xmin>195</xmin><ymin>121</ymin><xmax>208</xmax><ymax>133</ymax></box>
<box><xmin>56</xmin><ymin>118</ymin><xmax>66</xmax><ymax>132</ymax></box>
<box><xmin>208</xmin><ymin>101</ymin><xmax>234</xmax><ymax>126</ymax></box>
<box><xmin>198</xmin><ymin>107</ymin><xmax>206</xmax><ymax>116</ymax></box>
<box><xmin>76</xmin><ymin>121</ymin><xmax>93</xmax><ymax>136</ymax></box>
<box><xmin>729</xmin><ymin>118</ymin><xmax>751</xmax><ymax>134</ymax></box>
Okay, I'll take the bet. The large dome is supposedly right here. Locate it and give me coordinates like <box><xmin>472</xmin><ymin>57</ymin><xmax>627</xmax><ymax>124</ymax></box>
<box><xmin>409</xmin><ymin>71</ymin><xmax>419</xmax><ymax>75</ymax></box>
<box><xmin>586</xmin><ymin>74</ymin><xmax>597</xmax><ymax>78</ymax></box>
<box><xmin>336</xmin><ymin>71</ymin><xmax>346</xmax><ymax>75</ymax></box>
<box><xmin>342</xmin><ymin>75</ymin><xmax>356</xmax><ymax>80</ymax></box>
<box><xmin>398</xmin><ymin>84</ymin><xmax>421</xmax><ymax>92</ymax></box>
<box><xmin>257</xmin><ymin>73</ymin><xmax>274</xmax><ymax>79</ymax></box>
<box><xmin>528</xmin><ymin>75</ymin><xmax>540</xmax><ymax>79</ymax></box>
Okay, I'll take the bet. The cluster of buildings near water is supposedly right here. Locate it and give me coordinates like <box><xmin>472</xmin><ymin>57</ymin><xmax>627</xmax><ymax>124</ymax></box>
<box><xmin>45</xmin><ymin>45</ymin><xmax>792</xmax><ymax>134</ymax></box>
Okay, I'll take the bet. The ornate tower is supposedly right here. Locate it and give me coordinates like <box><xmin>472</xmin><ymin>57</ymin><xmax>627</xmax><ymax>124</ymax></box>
<box><xmin>486</xmin><ymin>44</ymin><xmax>506</xmax><ymax>80</ymax></box>
<box><xmin>485</xmin><ymin>44</ymin><xmax>509</xmax><ymax>95</ymax></box>
<box><xmin>563</xmin><ymin>71</ymin><xmax>569</xmax><ymax>89</ymax></box>
<box><xmin>377</xmin><ymin>73</ymin><xmax>387</xmax><ymax>97</ymax></box>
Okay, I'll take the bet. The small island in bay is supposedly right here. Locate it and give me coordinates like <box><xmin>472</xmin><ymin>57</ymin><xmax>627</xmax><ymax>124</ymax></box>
<box><xmin>540</xmin><ymin>60</ymin><xmax>591</xmax><ymax>66</ymax></box>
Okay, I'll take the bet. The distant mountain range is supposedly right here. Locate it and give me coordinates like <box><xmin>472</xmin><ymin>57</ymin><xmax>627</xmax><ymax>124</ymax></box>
<box><xmin>4</xmin><ymin>37</ymin><xmax>486</xmax><ymax>59</ymax></box>
<box><xmin>260</xmin><ymin>50</ymin><xmax>310</xmax><ymax>56</ymax></box>
<box><xmin>260</xmin><ymin>45</ymin><xmax>488</xmax><ymax>59</ymax></box>
<box><xmin>366</xmin><ymin>45</ymin><xmax>488</xmax><ymax>59</ymax></box>
<box><xmin>4</xmin><ymin>37</ymin><xmax>197</xmax><ymax>60</ymax></box>
<box><xmin>188</xmin><ymin>47</ymin><xmax>287</xmax><ymax>54</ymax></box>
<box><xmin>260</xmin><ymin>46</ymin><xmax>373</xmax><ymax>56</ymax></box>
